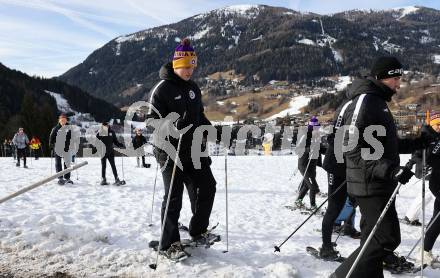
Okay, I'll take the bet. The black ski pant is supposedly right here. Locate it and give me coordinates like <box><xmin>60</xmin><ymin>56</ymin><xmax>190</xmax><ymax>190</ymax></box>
<box><xmin>297</xmin><ymin>157</ymin><xmax>319</xmax><ymax>206</ymax></box>
<box><xmin>16</xmin><ymin>148</ymin><xmax>27</xmax><ymax>166</ymax></box>
<box><xmin>321</xmin><ymin>173</ymin><xmax>347</xmax><ymax>247</ymax></box>
<box><xmin>159</xmin><ymin>160</ymin><xmax>216</xmax><ymax>250</ymax></box>
<box><xmin>424</xmin><ymin>196</ymin><xmax>440</xmax><ymax>251</ymax></box>
<box><xmin>334</xmin><ymin>195</ymin><xmax>400</xmax><ymax>278</ymax></box>
<box><xmin>55</xmin><ymin>154</ymin><xmax>71</xmax><ymax>180</ymax></box>
<box><xmin>101</xmin><ymin>154</ymin><xmax>118</xmax><ymax>180</ymax></box>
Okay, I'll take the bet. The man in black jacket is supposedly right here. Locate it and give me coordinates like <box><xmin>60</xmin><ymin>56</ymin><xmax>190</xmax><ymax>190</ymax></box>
<box><xmin>96</xmin><ymin>122</ymin><xmax>124</xmax><ymax>186</ymax></box>
<box><xmin>132</xmin><ymin>128</ymin><xmax>151</xmax><ymax>168</ymax></box>
<box><xmin>147</xmin><ymin>38</ymin><xmax>216</xmax><ymax>261</ymax></box>
<box><xmin>332</xmin><ymin>57</ymin><xmax>437</xmax><ymax>277</ymax></box>
<box><xmin>49</xmin><ymin>113</ymin><xmax>73</xmax><ymax>185</ymax></box>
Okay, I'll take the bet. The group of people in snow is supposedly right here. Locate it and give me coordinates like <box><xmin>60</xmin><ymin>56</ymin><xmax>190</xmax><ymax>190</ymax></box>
<box><xmin>296</xmin><ymin>56</ymin><xmax>440</xmax><ymax>277</ymax></box>
<box><xmin>17</xmin><ymin>37</ymin><xmax>440</xmax><ymax>276</ymax></box>
<box><xmin>4</xmin><ymin>128</ymin><xmax>42</xmax><ymax>167</ymax></box>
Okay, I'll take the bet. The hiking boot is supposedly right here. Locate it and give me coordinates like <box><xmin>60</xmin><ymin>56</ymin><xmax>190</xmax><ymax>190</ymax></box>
<box><xmin>383</xmin><ymin>252</ymin><xmax>414</xmax><ymax>272</ymax></box>
<box><xmin>343</xmin><ymin>225</ymin><xmax>361</xmax><ymax>239</ymax></box>
<box><xmin>417</xmin><ymin>248</ymin><xmax>439</xmax><ymax>267</ymax></box>
<box><xmin>143</xmin><ymin>163</ymin><xmax>151</xmax><ymax>168</ymax></box>
<box><xmin>100</xmin><ymin>178</ymin><xmax>109</xmax><ymax>185</ymax></box>
<box><xmin>114</xmin><ymin>178</ymin><xmax>123</xmax><ymax>186</ymax></box>
<box><xmin>57</xmin><ymin>178</ymin><xmax>66</xmax><ymax>185</ymax></box>
<box><xmin>23</xmin><ymin>165</ymin><xmax>28</xmax><ymax>168</ymax></box>
<box><xmin>65</xmin><ymin>179</ymin><xmax>73</xmax><ymax>184</ymax></box>
<box><xmin>16</xmin><ymin>162</ymin><xmax>20</xmax><ymax>167</ymax></box>
<box><xmin>294</xmin><ymin>199</ymin><xmax>305</xmax><ymax>209</ymax></box>
<box><xmin>319</xmin><ymin>244</ymin><xmax>340</xmax><ymax>260</ymax></box>
<box><xmin>159</xmin><ymin>241</ymin><xmax>189</xmax><ymax>261</ymax></box>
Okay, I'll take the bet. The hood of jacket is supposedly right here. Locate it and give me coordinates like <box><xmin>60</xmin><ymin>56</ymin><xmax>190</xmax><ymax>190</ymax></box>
<box><xmin>346</xmin><ymin>76</ymin><xmax>396</xmax><ymax>102</ymax></box>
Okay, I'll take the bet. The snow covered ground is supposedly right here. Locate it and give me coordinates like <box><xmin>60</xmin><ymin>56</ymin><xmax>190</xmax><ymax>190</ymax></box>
<box><xmin>0</xmin><ymin>155</ymin><xmax>439</xmax><ymax>277</ymax></box>
<box><xmin>266</xmin><ymin>96</ymin><xmax>314</xmax><ymax>120</ymax></box>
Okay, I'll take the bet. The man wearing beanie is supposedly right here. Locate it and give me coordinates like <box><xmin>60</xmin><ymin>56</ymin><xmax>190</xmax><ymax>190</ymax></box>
<box><xmin>413</xmin><ymin>111</ymin><xmax>440</xmax><ymax>267</ymax></box>
<box><xmin>331</xmin><ymin>56</ymin><xmax>438</xmax><ymax>277</ymax></box>
<box><xmin>294</xmin><ymin>116</ymin><xmax>322</xmax><ymax>211</ymax></box>
<box><xmin>147</xmin><ymin>38</ymin><xmax>217</xmax><ymax>261</ymax></box>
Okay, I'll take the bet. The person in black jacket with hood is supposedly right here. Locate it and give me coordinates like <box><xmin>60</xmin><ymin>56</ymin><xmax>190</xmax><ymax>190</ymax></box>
<box><xmin>319</xmin><ymin>100</ymin><xmax>360</xmax><ymax>260</ymax></box>
<box><xmin>147</xmin><ymin>38</ymin><xmax>216</xmax><ymax>261</ymax></box>
<box><xmin>332</xmin><ymin>57</ymin><xmax>437</xmax><ymax>278</ymax></box>
<box><xmin>96</xmin><ymin>122</ymin><xmax>124</xmax><ymax>186</ymax></box>
<box><xmin>132</xmin><ymin>128</ymin><xmax>151</xmax><ymax>168</ymax></box>
<box><xmin>295</xmin><ymin>116</ymin><xmax>321</xmax><ymax>210</ymax></box>
<box><xmin>414</xmin><ymin>112</ymin><xmax>440</xmax><ymax>267</ymax></box>
<box><xmin>49</xmin><ymin>113</ymin><xmax>73</xmax><ymax>185</ymax></box>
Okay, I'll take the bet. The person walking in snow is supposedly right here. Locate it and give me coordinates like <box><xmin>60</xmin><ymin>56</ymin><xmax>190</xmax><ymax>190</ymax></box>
<box><xmin>147</xmin><ymin>38</ymin><xmax>217</xmax><ymax>261</ymax></box>
<box><xmin>294</xmin><ymin>116</ymin><xmax>321</xmax><ymax>211</ymax></box>
<box><xmin>132</xmin><ymin>128</ymin><xmax>151</xmax><ymax>168</ymax></box>
<box><xmin>96</xmin><ymin>122</ymin><xmax>124</xmax><ymax>186</ymax></box>
<box><xmin>12</xmin><ymin>127</ymin><xmax>29</xmax><ymax>168</ymax></box>
<box><xmin>30</xmin><ymin>136</ymin><xmax>42</xmax><ymax>160</ymax></box>
<box><xmin>331</xmin><ymin>56</ymin><xmax>438</xmax><ymax>278</ymax></box>
<box><xmin>413</xmin><ymin>112</ymin><xmax>440</xmax><ymax>267</ymax></box>
<box><xmin>319</xmin><ymin>103</ymin><xmax>360</xmax><ymax>260</ymax></box>
<box><xmin>50</xmin><ymin>113</ymin><xmax>74</xmax><ymax>185</ymax></box>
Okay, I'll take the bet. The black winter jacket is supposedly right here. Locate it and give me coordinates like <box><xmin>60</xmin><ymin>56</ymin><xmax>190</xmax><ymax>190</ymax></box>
<box><xmin>147</xmin><ymin>62</ymin><xmax>211</xmax><ymax>163</ymax></box>
<box><xmin>426</xmin><ymin>141</ymin><xmax>440</xmax><ymax>197</ymax></box>
<box><xmin>132</xmin><ymin>134</ymin><xmax>147</xmax><ymax>149</ymax></box>
<box><xmin>49</xmin><ymin>123</ymin><xmax>72</xmax><ymax>153</ymax></box>
<box><xmin>343</xmin><ymin>77</ymin><xmax>424</xmax><ymax>197</ymax></box>
<box><xmin>96</xmin><ymin>127</ymin><xmax>123</xmax><ymax>156</ymax></box>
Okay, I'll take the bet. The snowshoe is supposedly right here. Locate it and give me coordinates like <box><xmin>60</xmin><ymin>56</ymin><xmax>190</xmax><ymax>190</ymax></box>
<box><xmin>113</xmin><ymin>178</ymin><xmax>124</xmax><ymax>186</ymax></box>
<box><xmin>306</xmin><ymin>246</ymin><xmax>345</xmax><ymax>263</ymax></box>
<box><xmin>65</xmin><ymin>179</ymin><xmax>73</xmax><ymax>184</ymax></box>
<box><xmin>149</xmin><ymin>241</ymin><xmax>190</xmax><ymax>262</ymax></box>
<box><xmin>159</xmin><ymin>242</ymin><xmax>190</xmax><ymax>262</ymax></box>
<box><xmin>178</xmin><ymin>222</ymin><xmax>189</xmax><ymax>232</ymax></box>
<box><xmin>181</xmin><ymin>223</ymin><xmax>221</xmax><ymax>248</ymax></box>
<box><xmin>100</xmin><ymin>178</ymin><xmax>109</xmax><ymax>185</ymax></box>
<box><xmin>57</xmin><ymin>179</ymin><xmax>66</xmax><ymax>185</ymax></box>
<box><xmin>402</xmin><ymin>216</ymin><xmax>422</xmax><ymax>226</ymax></box>
<box><xmin>383</xmin><ymin>252</ymin><xmax>415</xmax><ymax>274</ymax></box>
<box><xmin>285</xmin><ymin>199</ymin><xmax>306</xmax><ymax>211</ymax></box>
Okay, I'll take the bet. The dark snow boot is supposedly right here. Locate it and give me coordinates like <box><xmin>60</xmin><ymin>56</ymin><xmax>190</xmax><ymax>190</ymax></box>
<box><xmin>65</xmin><ymin>179</ymin><xmax>73</xmax><ymax>184</ymax></box>
<box><xmin>319</xmin><ymin>244</ymin><xmax>340</xmax><ymax>260</ymax></box>
<box><xmin>343</xmin><ymin>225</ymin><xmax>361</xmax><ymax>239</ymax></box>
<box><xmin>114</xmin><ymin>178</ymin><xmax>123</xmax><ymax>186</ymax></box>
<box><xmin>403</xmin><ymin>216</ymin><xmax>422</xmax><ymax>226</ymax></box>
<box><xmin>100</xmin><ymin>178</ymin><xmax>109</xmax><ymax>185</ymax></box>
<box><xmin>383</xmin><ymin>252</ymin><xmax>415</xmax><ymax>274</ymax></box>
<box><xmin>58</xmin><ymin>178</ymin><xmax>66</xmax><ymax>185</ymax></box>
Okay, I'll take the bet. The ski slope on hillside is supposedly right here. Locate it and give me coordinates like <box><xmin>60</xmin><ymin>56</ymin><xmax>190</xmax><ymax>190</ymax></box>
<box><xmin>0</xmin><ymin>155</ymin><xmax>439</xmax><ymax>277</ymax></box>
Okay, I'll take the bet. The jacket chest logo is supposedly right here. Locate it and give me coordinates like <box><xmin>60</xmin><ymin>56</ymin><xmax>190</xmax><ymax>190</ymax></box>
<box><xmin>174</xmin><ymin>95</ymin><xmax>182</xmax><ymax>100</ymax></box>
<box><xmin>189</xmin><ymin>90</ymin><xmax>196</xmax><ymax>100</ymax></box>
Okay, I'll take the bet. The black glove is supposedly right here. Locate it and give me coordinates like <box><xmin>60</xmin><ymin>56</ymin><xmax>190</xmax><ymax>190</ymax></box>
<box><xmin>391</xmin><ymin>166</ymin><xmax>414</xmax><ymax>184</ymax></box>
<box><xmin>175</xmin><ymin>112</ymin><xmax>190</xmax><ymax>130</ymax></box>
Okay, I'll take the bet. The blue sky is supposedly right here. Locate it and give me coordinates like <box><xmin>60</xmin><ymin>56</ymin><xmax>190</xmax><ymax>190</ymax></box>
<box><xmin>1</xmin><ymin>0</ymin><xmax>439</xmax><ymax>78</ymax></box>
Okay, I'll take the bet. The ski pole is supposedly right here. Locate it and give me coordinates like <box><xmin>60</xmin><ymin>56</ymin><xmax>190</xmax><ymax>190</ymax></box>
<box><xmin>149</xmin><ymin>134</ymin><xmax>183</xmax><ymax>270</ymax></box>
<box><xmin>406</xmin><ymin>208</ymin><xmax>440</xmax><ymax>259</ymax></box>
<box><xmin>274</xmin><ymin>180</ymin><xmax>347</xmax><ymax>252</ymax></box>
<box><xmin>334</xmin><ymin>203</ymin><xmax>357</xmax><ymax>245</ymax></box>
<box><xmin>346</xmin><ymin>182</ymin><xmax>403</xmax><ymax>278</ymax></box>
<box><xmin>223</xmin><ymin>149</ymin><xmax>229</xmax><ymax>253</ymax></box>
<box><xmin>149</xmin><ymin>161</ymin><xmax>160</xmax><ymax>226</ymax></box>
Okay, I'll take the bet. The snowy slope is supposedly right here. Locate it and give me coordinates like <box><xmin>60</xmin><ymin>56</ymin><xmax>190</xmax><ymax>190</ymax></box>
<box><xmin>0</xmin><ymin>155</ymin><xmax>439</xmax><ymax>277</ymax></box>
<box><xmin>45</xmin><ymin>90</ymin><xmax>76</xmax><ymax>114</ymax></box>
<box><xmin>266</xmin><ymin>96</ymin><xmax>314</xmax><ymax>120</ymax></box>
